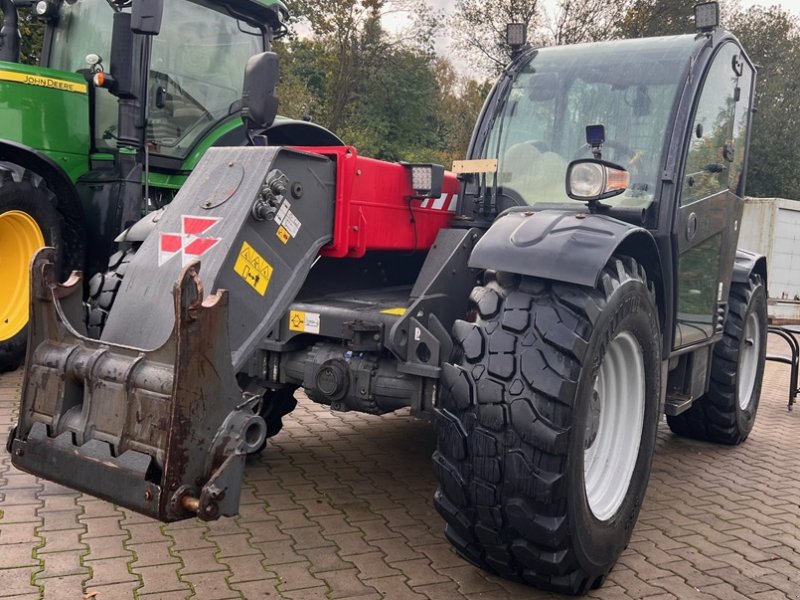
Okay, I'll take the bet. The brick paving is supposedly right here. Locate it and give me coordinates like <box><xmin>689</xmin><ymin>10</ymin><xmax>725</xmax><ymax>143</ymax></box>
<box><xmin>0</xmin><ymin>333</ymin><xmax>798</xmax><ymax>599</ymax></box>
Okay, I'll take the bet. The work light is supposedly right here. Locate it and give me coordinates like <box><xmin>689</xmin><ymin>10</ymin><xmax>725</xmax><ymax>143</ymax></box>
<box><xmin>407</xmin><ymin>164</ymin><xmax>445</xmax><ymax>199</ymax></box>
<box><xmin>694</xmin><ymin>2</ymin><xmax>719</xmax><ymax>32</ymax></box>
<box><xmin>506</xmin><ymin>23</ymin><xmax>527</xmax><ymax>49</ymax></box>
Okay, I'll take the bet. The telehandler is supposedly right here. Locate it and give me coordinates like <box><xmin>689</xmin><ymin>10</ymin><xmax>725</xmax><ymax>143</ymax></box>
<box><xmin>8</xmin><ymin>1</ymin><xmax>767</xmax><ymax>594</ymax></box>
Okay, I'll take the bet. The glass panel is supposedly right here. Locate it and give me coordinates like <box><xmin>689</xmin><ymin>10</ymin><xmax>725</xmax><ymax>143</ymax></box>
<box><xmin>681</xmin><ymin>43</ymin><xmax>741</xmax><ymax>205</ymax></box>
<box><xmin>483</xmin><ymin>35</ymin><xmax>697</xmax><ymax>211</ymax></box>
<box><xmin>676</xmin><ymin>232</ymin><xmax>722</xmax><ymax>341</ymax></box>
<box><xmin>729</xmin><ymin>58</ymin><xmax>753</xmax><ymax>196</ymax></box>
<box><xmin>48</xmin><ymin>0</ymin><xmax>114</xmax><ymax>73</ymax></box>
<box><xmin>48</xmin><ymin>0</ymin><xmax>117</xmax><ymax>152</ymax></box>
<box><xmin>147</xmin><ymin>1</ymin><xmax>263</xmax><ymax>158</ymax></box>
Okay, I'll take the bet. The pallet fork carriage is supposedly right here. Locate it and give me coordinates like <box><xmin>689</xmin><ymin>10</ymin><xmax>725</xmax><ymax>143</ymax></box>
<box><xmin>8</xmin><ymin>2</ymin><xmax>772</xmax><ymax>595</ymax></box>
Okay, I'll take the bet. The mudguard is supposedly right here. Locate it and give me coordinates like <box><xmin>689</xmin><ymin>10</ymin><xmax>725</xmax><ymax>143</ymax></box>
<box><xmin>732</xmin><ymin>248</ymin><xmax>768</xmax><ymax>289</ymax></box>
<box><xmin>468</xmin><ymin>209</ymin><xmax>657</xmax><ymax>288</ymax></box>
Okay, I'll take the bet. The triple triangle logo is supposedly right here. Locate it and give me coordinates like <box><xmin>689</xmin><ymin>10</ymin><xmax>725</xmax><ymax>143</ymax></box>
<box><xmin>158</xmin><ymin>215</ymin><xmax>222</xmax><ymax>267</ymax></box>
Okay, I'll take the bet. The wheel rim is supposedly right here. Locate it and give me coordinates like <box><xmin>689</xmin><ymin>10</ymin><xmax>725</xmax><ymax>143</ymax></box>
<box><xmin>583</xmin><ymin>331</ymin><xmax>645</xmax><ymax>521</ymax></box>
<box><xmin>0</xmin><ymin>210</ymin><xmax>45</xmax><ymax>342</ymax></box>
<box><xmin>738</xmin><ymin>310</ymin><xmax>761</xmax><ymax>411</ymax></box>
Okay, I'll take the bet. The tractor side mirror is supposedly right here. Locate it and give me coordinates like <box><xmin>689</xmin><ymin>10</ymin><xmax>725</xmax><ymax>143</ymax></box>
<box><xmin>241</xmin><ymin>52</ymin><xmax>280</xmax><ymax>134</ymax></box>
<box><xmin>131</xmin><ymin>0</ymin><xmax>163</xmax><ymax>35</ymax></box>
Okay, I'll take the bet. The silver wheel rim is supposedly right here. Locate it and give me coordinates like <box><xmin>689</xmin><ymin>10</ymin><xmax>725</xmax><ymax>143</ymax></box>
<box><xmin>583</xmin><ymin>331</ymin><xmax>645</xmax><ymax>521</ymax></box>
<box><xmin>738</xmin><ymin>311</ymin><xmax>761</xmax><ymax>411</ymax></box>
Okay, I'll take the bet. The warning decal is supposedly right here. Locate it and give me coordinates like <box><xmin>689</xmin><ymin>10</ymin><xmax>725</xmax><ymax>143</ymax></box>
<box><xmin>276</xmin><ymin>226</ymin><xmax>290</xmax><ymax>244</ymax></box>
<box><xmin>234</xmin><ymin>241</ymin><xmax>273</xmax><ymax>296</ymax></box>
<box><xmin>289</xmin><ymin>310</ymin><xmax>321</xmax><ymax>334</ymax></box>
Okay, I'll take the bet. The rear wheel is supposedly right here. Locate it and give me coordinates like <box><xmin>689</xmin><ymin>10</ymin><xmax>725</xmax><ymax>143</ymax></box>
<box><xmin>433</xmin><ymin>257</ymin><xmax>661</xmax><ymax>594</ymax></box>
<box><xmin>666</xmin><ymin>274</ymin><xmax>767</xmax><ymax>444</ymax></box>
<box><xmin>0</xmin><ymin>168</ymin><xmax>71</xmax><ymax>372</ymax></box>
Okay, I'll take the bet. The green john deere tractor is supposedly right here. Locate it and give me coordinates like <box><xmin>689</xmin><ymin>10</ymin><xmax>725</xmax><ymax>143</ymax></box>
<box><xmin>0</xmin><ymin>0</ymin><xmax>340</xmax><ymax>371</ymax></box>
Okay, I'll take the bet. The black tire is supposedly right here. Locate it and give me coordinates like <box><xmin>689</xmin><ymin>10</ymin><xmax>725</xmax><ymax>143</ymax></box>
<box><xmin>86</xmin><ymin>247</ymin><xmax>138</xmax><ymax>339</ymax></box>
<box><xmin>433</xmin><ymin>257</ymin><xmax>662</xmax><ymax>595</ymax></box>
<box><xmin>0</xmin><ymin>167</ymin><xmax>79</xmax><ymax>372</ymax></box>
<box><xmin>666</xmin><ymin>274</ymin><xmax>767</xmax><ymax>445</ymax></box>
<box><xmin>246</xmin><ymin>386</ymin><xmax>297</xmax><ymax>454</ymax></box>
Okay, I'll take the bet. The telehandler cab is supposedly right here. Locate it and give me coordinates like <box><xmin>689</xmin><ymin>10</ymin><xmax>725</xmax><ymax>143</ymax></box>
<box><xmin>8</xmin><ymin>2</ymin><xmax>768</xmax><ymax>594</ymax></box>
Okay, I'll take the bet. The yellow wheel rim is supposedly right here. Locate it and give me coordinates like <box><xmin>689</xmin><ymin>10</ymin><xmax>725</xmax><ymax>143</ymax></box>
<box><xmin>0</xmin><ymin>210</ymin><xmax>45</xmax><ymax>342</ymax></box>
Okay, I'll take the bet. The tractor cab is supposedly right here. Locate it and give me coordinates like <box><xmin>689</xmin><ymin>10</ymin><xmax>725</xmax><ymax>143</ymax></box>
<box><xmin>42</xmin><ymin>0</ymin><xmax>283</xmax><ymax>163</ymax></box>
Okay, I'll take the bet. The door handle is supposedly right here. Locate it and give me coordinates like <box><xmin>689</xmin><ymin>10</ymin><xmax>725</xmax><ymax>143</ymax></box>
<box><xmin>686</xmin><ymin>212</ymin><xmax>698</xmax><ymax>241</ymax></box>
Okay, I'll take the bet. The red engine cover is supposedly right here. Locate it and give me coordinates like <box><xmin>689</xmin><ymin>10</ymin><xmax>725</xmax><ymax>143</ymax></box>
<box><xmin>294</xmin><ymin>146</ymin><xmax>459</xmax><ymax>258</ymax></box>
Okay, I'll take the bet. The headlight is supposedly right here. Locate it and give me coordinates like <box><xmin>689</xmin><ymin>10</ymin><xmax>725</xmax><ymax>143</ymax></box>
<box><xmin>566</xmin><ymin>159</ymin><xmax>629</xmax><ymax>202</ymax></box>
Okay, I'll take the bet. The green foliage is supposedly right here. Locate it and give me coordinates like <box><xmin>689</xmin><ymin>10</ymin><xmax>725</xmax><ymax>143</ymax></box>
<box><xmin>448</xmin><ymin>0</ymin><xmax>631</xmax><ymax>75</ymax></box>
<box><xmin>615</xmin><ymin>0</ymin><xmax>696</xmax><ymax>38</ymax></box>
<box><xmin>279</xmin><ymin>0</ymin><xmax>488</xmax><ymax>164</ymax></box>
<box><xmin>0</xmin><ymin>8</ymin><xmax>44</xmax><ymax>64</ymax></box>
<box><xmin>730</xmin><ymin>6</ymin><xmax>800</xmax><ymax>199</ymax></box>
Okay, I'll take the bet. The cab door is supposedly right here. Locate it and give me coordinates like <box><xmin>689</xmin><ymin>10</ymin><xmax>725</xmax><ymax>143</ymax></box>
<box><xmin>674</xmin><ymin>42</ymin><xmax>755</xmax><ymax>349</ymax></box>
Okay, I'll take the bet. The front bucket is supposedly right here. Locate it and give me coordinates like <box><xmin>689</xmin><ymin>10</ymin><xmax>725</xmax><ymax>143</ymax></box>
<box><xmin>8</xmin><ymin>248</ymin><xmax>265</xmax><ymax>521</ymax></box>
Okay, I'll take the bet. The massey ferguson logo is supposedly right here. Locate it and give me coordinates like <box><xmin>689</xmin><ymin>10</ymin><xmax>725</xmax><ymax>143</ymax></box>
<box><xmin>159</xmin><ymin>216</ymin><xmax>222</xmax><ymax>267</ymax></box>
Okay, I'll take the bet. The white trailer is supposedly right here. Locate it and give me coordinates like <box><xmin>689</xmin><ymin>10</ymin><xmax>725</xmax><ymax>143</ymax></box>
<box><xmin>740</xmin><ymin>197</ymin><xmax>800</xmax><ymax>323</ymax></box>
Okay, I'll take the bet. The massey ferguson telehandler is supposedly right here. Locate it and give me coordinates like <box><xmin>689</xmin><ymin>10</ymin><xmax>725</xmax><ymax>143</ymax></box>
<box><xmin>7</xmin><ymin>2</ymin><xmax>768</xmax><ymax>595</ymax></box>
<box><xmin>0</xmin><ymin>0</ymin><xmax>339</xmax><ymax>372</ymax></box>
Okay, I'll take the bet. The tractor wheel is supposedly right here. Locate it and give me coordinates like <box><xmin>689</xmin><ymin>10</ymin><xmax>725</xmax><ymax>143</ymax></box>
<box><xmin>86</xmin><ymin>247</ymin><xmax>138</xmax><ymax>339</ymax></box>
<box><xmin>0</xmin><ymin>169</ymin><xmax>72</xmax><ymax>372</ymax></box>
<box><xmin>433</xmin><ymin>257</ymin><xmax>662</xmax><ymax>595</ymax></box>
<box><xmin>666</xmin><ymin>275</ymin><xmax>767</xmax><ymax>444</ymax></box>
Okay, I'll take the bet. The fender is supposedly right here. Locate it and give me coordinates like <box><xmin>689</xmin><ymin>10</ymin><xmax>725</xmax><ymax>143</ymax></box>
<box><xmin>265</xmin><ymin>119</ymin><xmax>345</xmax><ymax>147</ymax></box>
<box><xmin>469</xmin><ymin>209</ymin><xmax>660</xmax><ymax>288</ymax></box>
<box><xmin>115</xmin><ymin>207</ymin><xmax>164</xmax><ymax>243</ymax></box>
<box><xmin>732</xmin><ymin>248</ymin><xmax>768</xmax><ymax>290</ymax></box>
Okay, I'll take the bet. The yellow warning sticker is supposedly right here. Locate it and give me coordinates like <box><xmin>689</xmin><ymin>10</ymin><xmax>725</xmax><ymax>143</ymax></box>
<box><xmin>277</xmin><ymin>226</ymin><xmax>290</xmax><ymax>244</ymax></box>
<box><xmin>380</xmin><ymin>308</ymin><xmax>407</xmax><ymax>316</ymax></box>
<box><xmin>0</xmin><ymin>70</ymin><xmax>88</xmax><ymax>94</ymax></box>
<box><xmin>289</xmin><ymin>310</ymin><xmax>321</xmax><ymax>334</ymax></box>
<box><xmin>234</xmin><ymin>241</ymin><xmax>273</xmax><ymax>296</ymax></box>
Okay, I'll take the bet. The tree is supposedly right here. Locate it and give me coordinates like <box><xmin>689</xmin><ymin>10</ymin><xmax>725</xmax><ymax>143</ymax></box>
<box><xmin>0</xmin><ymin>7</ymin><xmax>44</xmax><ymax>64</ymax></box>
<box><xmin>615</xmin><ymin>0</ymin><xmax>697</xmax><ymax>38</ymax></box>
<box><xmin>448</xmin><ymin>0</ymin><xmax>542</xmax><ymax>74</ymax></box>
<box><xmin>448</xmin><ymin>0</ymin><xmax>630</xmax><ymax>75</ymax></box>
<box><xmin>729</xmin><ymin>6</ymin><xmax>800</xmax><ymax>198</ymax></box>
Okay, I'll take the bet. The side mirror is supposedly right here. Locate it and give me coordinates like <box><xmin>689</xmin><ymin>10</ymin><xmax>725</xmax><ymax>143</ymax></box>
<box><xmin>131</xmin><ymin>0</ymin><xmax>163</xmax><ymax>35</ymax></box>
<box><xmin>241</xmin><ymin>52</ymin><xmax>280</xmax><ymax>133</ymax></box>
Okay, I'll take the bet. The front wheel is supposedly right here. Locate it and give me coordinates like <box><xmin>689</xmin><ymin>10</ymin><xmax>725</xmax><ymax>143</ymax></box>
<box><xmin>433</xmin><ymin>257</ymin><xmax>662</xmax><ymax>595</ymax></box>
<box><xmin>667</xmin><ymin>274</ymin><xmax>767</xmax><ymax>444</ymax></box>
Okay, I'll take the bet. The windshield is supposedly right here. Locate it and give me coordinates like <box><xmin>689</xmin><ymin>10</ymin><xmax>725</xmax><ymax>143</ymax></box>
<box><xmin>48</xmin><ymin>0</ymin><xmax>113</xmax><ymax>73</ymax></box>
<box><xmin>484</xmin><ymin>35</ymin><xmax>698</xmax><ymax>211</ymax></box>
<box><xmin>146</xmin><ymin>1</ymin><xmax>263</xmax><ymax>159</ymax></box>
<box><xmin>49</xmin><ymin>0</ymin><xmax>263</xmax><ymax>157</ymax></box>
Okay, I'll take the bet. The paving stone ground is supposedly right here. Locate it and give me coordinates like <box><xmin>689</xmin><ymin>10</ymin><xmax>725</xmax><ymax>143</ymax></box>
<box><xmin>0</xmin><ymin>333</ymin><xmax>799</xmax><ymax>599</ymax></box>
